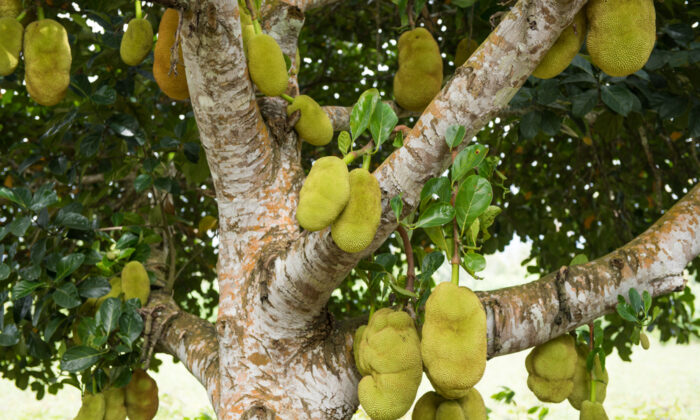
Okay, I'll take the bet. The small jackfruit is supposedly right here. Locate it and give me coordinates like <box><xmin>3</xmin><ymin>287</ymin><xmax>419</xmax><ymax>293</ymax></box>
<box><xmin>120</xmin><ymin>18</ymin><xmax>153</xmax><ymax>66</ymax></box>
<box><xmin>356</xmin><ymin>308</ymin><xmax>422</xmax><ymax>420</ymax></box>
<box><xmin>24</xmin><ymin>19</ymin><xmax>72</xmax><ymax>106</ymax></box>
<box><xmin>247</xmin><ymin>33</ymin><xmax>288</xmax><ymax>96</ymax></box>
<box><xmin>533</xmin><ymin>9</ymin><xmax>586</xmax><ymax>79</ymax></box>
<box><xmin>153</xmin><ymin>8</ymin><xmax>189</xmax><ymax>100</ymax></box>
<box><xmin>525</xmin><ymin>334</ymin><xmax>577</xmax><ymax>403</ymax></box>
<box><xmin>125</xmin><ymin>369</ymin><xmax>159</xmax><ymax>420</ymax></box>
<box><xmin>104</xmin><ymin>387</ymin><xmax>127</xmax><ymax>420</ymax></box>
<box><xmin>241</xmin><ymin>24</ymin><xmax>255</xmax><ymax>54</ymax></box>
<box><xmin>640</xmin><ymin>332</ymin><xmax>650</xmax><ymax>349</ymax></box>
<box><xmin>296</xmin><ymin>156</ymin><xmax>350</xmax><ymax>231</ymax></box>
<box><xmin>454</xmin><ymin>38</ymin><xmax>478</xmax><ymax>67</ymax></box>
<box><xmin>421</xmin><ymin>282</ymin><xmax>487</xmax><ymax>399</ymax></box>
<box><xmin>0</xmin><ymin>17</ymin><xmax>22</xmax><ymax>76</ymax></box>
<box><xmin>121</xmin><ymin>261</ymin><xmax>150</xmax><ymax>306</ymax></box>
<box><xmin>586</xmin><ymin>0</ymin><xmax>656</xmax><ymax>77</ymax></box>
<box><xmin>73</xmin><ymin>392</ymin><xmax>106</xmax><ymax>420</ymax></box>
<box><xmin>0</xmin><ymin>0</ymin><xmax>21</xmax><ymax>18</ymax></box>
<box><xmin>568</xmin><ymin>344</ymin><xmax>608</xmax><ymax>410</ymax></box>
<box><xmin>287</xmin><ymin>95</ymin><xmax>334</xmax><ymax>146</ymax></box>
<box><xmin>413</xmin><ymin>388</ymin><xmax>487</xmax><ymax>420</ymax></box>
<box><xmin>580</xmin><ymin>401</ymin><xmax>609</xmax><ymax>420</ymax></box>
<box><xmin>393</xmin><ymin>27</ymin><xmax>443</xmax><ymax>112</ymax></box>
<box><xmin>330</xmin><ymin>168</ymin><xmax>381</xmax><ymax>253</ymax></box>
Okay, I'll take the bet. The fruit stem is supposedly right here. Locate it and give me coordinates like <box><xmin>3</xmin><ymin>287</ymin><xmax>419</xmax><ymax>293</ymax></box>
<box><xmin>280</xmin><ymin>93</ymin><xmax>294</xmax><ymax>103</ymax></box>
<box><xmin>253</xmin><ymin>19</ymin><xmax>262</xmax><ymax>35</ymax></box>
<box><xmin>396</xmin><ymin>225</ymin><xmax>415</xmax><ymax>293</ymax></box>
<box><xmin>16</xmin><ymin>10</ymin><xmax>26</xmax><ymax>21</ymax></box>
<box><xmin>342</xmin><ymin>141</ymin><xmax>374</xmax><ymax>165</ymax></box>
<box><xmin>450</xmin><ymin>186</ymin><xmax>460</xmax><ymax>286</ymax></box>
<box><xmin>451</xmin><ymin>263</ymin><xmax>459</xmax><ymax>285</ymax></box>
<box><xmin>362</xmin><ymin>154</ymin><xmax>371</xmax><ymax>170</ymax></box>
<box><xmin>37</xmin><ymin>6</ymin><xmax>44</xmax><ymax>20</ymax></box>
<box><xmin>135</xmin><ymin>0</ymin><xmax>142</xmax><ymax>20</ymax></box>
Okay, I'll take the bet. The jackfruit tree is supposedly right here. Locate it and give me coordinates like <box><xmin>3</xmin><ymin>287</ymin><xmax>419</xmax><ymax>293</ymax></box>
<box><xmin>0</xmin><ymin>0</ymin><xmax>698</xmax><ymax>419</ymax></box>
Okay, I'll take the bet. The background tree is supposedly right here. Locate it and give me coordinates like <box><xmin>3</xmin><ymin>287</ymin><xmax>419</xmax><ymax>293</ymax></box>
<box><xmin>0</xmin><ymin>0</ymin><xmax>698</xmax><ymax>418</ymax></box>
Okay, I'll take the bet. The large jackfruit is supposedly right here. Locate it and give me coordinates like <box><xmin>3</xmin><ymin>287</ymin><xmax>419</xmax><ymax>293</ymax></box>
<box><xmin>247</xmin><ymin>33</ymin><xmax>288</xmax><ymax>96</ymax></box>
<box><xmin>0</xmin><ymin>0</ymin><xmax>21</xmax><ymax>18</ymax></box>
<box><xmin>104</xmin><ymin>387</ymin><xmax>127</xmax><ymax>420</ymax></box>
<box><xmin>125</xmin><ymin>369</ymin><xmax>159</xmax><ymax>420</ymax></box>
<box><xmin>421</xmin><ymin>282</ymin><xmax>487</xmax><ymax>399</ymax></box>
<box><xmin>393</xmin><ymin>27</ymin><xmax>443</xmax><ymax>112</ymax></box>
<box><xmin>330</xmin><ymin>168</ymin><xmax>381</xmax><ymax>253</ymax></box>
<box><xmin>296</xmin><ymin>156</ymin><xmax>350</xmax><ymax>231</ymax></box>
<box><xmin>0</xmin><ymin>17</ymin><xmax>22</xmax><ymax>76</ymax></box>
<box><xmin>353</xmin><ymin>325</ymin><xmax>369</xmax><ymax>376</ymax></box>
<box><xmin>120</xmin><ymin>18</ymin><xmax>153</xmax><ymax>66</ymax></box>
<box><xmin>121</xmin><ymin>261</ymin><xmax>150</xmax><ymax>306</ymax></box>
<box><xmin>356</xmin><ymin>308</ymin><xmax>422</xmax><ymax>420</ymax></box>
<box><xmin>454</xmin><ymin>38</ymin><xmax>478</xmax><ymax>67</ymax></box>
<box><xmin>73</xmin><ymin>392</ymin><xmax>106</xmax><ymax>420</ymax></box>
<box><xmin>533</xmin><ymin>10</ymin><xmax>586</xmax><ymax>79</ymax></box>
<box><xmin>568</xmin><ymin>344</ymin><xmax>608</xmax><ymax>410</ymax></box>
<box><xmin>287</xmin><ymin>95</ymin><xmax>334</xmax><ymax>146</ymax></box>
<box><xmin>24</xmin><ymin>19</ymin><xmax>72</xmax><ymax>106</ymax></box>
<box><xmin>586</xmin><ymin>0</ymin><xmax>656</xmax><ymax>77</ymax></box>
<box><xmin>580</xmin><ymin>401</ymin><xmax>609</xmax><ymax>420</ymax></box>
<box><xmin>525</xmin><ymin>334</ymin><xmax>577</xmax><ymax>403</ymax></box>
<box><xmin>412</xmin><ymin>388</ymin><xmax>487</xmax><ymax>420</ymax></box>
<box><xmin>153</xmin><ymin>8</ymin><xmax>189</xmax><ymax>100</ymax></box>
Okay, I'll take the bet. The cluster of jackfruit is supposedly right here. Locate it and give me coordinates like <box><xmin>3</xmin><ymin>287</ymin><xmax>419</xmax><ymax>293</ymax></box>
<box><xmin>120</xmin><ymin>17</ymin><xmax>153</xmax><ymax>66</ymax></box>
<box><xmin>355</xmin><ymin>308</ymin><xmax>423</xmax><ymax>420</ymax></box>
<box><xmin>153</xmin><ymin>8</ymin><xmax>189</xmax><ymax>100</ymax></box>
<box><xmin>394</xmin><ymin>27</ymin><xmax>443</xmax><ymax>111</ymax></box>
<box><xmin>125</xmin><ymin>369</ymin><xmax>160</xmax><ymax>420</ymax></box>
<box><xmin>286</xmin><ymin>95</ymin><xmax>334</xmax><ymax>146</ymax></box>
<box><xmin>412</xmin><ymin>388</ymin><xmax>486</xmax><ymax>420</ymax></box>
<box><xmin>525</xmin><ymin>334</ymin><xmax>577</xmax><ymax>403</ymax></box>
<box><xmin>72</xmin><ymin>386</ymin><xmax>129</xmax><ymax>420</ymax></box>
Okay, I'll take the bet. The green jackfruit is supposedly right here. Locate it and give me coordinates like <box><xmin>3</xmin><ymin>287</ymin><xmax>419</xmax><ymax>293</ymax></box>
<box><xmin>421</xmin><ymin>282</ymin><xmax>487</xmax><ymax>399</ymax></box>
<box><xmin>83</xmin><ymin>276</ymin><xmax>123</xmax><ymax>313</ymax></box>
<box><xmin>413</xmin><ymin>388</ymin><xmax>487</xmax><ymax>420</ymax></box>
<box><xmin>296</xmin><ymin>156</ymin><xmax>350</xmax><ymax>231</ymax></box>
<box><xmin>353</xmin><ymin>325</ymin><xmax>368</xmax><ymax>376</ymax></box>
<box><xmin>586</xmin><ymin>0</ymin><xmax>656</xmax><ymax>77</ymax></box>
<box><xmin>640</xmin><ymin>332</ymin><xmax>649</xmax><ymax>349</ymax></box>
<box><xmin>104</xmin><ymin>387</ymin><xmax>127</xmax><ymax>420</ymax></box>
<box><xmin>24</xmin><ymin>19</ymin><xmax>72</xmax><ymax>106</ymax></box>
<box><xmin>412</xmin><ymin>391</ymin><xmax>443</xmax><ymax>420</ymax></box>
<box><xmin>242</xmin><ymin>24</ymin><xmax>255</xmax><ymax>54</ymax></box>
<box><xmin>0</xmin><ymin>17</ymin><xmax>22</xmax><ymax>76</ymax></box>
<box><xmin>247</xmin><ymin>33</ymin><xmax>288</xmax><ymax>96</ymax></box>
<box><xmin>568</xmin><ymin>344</ymin><xmax>608</xmax><ymax>410</ymax></box>
<box><xmin>125</xmin><ymin>369</ymin><xmax>159</xmax><ymax>420</ymax></box>
<box><xmin>356</xmin><ymin>308</ymin><xmax>422</xmax><ymax>420</ymax></box>
<box><xmin>0</xmin><ymin>0</ymin><xmax>21</xmax><ymax>18</ymax></box>
<box><xmin>330</xmin><ymin>168</ymin><xmax>381</xmax><ymax>253</ymax></box>
<box><xmin>121</xmin><ymin>261</ymin><xmax>150</xmax><ymax>306</ymax></box>
<box><xmin>120</xmin><ymin>18</ymin><xmax>153</xmax><ymax>66</ymax></box>
<box><xmin>580</xmin><ymin>401</ymin><xmax>609</xmax><ymax>420</ymax></box>
<box><xmin>533</xmin><ymin>9</ymin><xmax>586</xmax><ymax>79</ymax></box>
<box><xmin>525</xmin><ymin>334</ymin><xmax>577</xmax><ymax>403</ymax></box>
<box><xmin>153</xmin><ymin>9</ymin><xmax>189</xmax><ymax>100</ymax></box>
<box><xmin>454</xmin><ymin>38</ymin><xmax>478</xmax><ymax>67</ymax></box>
<box><xmin>287</xmin><ymin>95</ymin><xmax>333</xmax><ymax>146</ymax></box>
<box><xmin>436</xmin><ymin>401</ymin><xmax>464</xmax><ymax>420</ymax></box>
<box><xmin>393</xmin><ymin>27</ymin><xmax>443</xmax><ymax>112</ymax></box>
<box><xmin>73</xmin><ymin>392</ymin><xmax>106</xmax><ymax>420</ymax></box>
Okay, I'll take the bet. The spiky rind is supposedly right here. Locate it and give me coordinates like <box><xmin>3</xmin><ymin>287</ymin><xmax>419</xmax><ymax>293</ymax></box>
<box><xmin>393</xmin><ymin>28</ymin><xmax>443</xmax><ymax>112</ymax></box>
<box><xmin>533</xmin><ymin>10</ymin><xmax>587</xmax><ymax>79</ymax></box>
<box><xmin>24</xmin><ymin>19</ymin><xmax>72</xmax><ymax>106</ymax></box>
<box><xmin>153</xmin><ymin>9</ymin><xmax>189</xmax><ymax>100</ymax></box>
<box><xmin>330</xmin><ymin>168</ymin><xmax>381</xmax><ymax>253</ymax></box>
<box><xmin>287</xmin><ymin>95</ymin><xmax>334</xmax><ymax>146</ymax></box>
<box><xmin>296</xmin><ymin>156</ymin><xmax>350</xmax><ymax>231</ymax></box>
<box><xmin>247</xmin><ymin>33</ymin><xmax>288</xmax><ymax>96</ymax></box>
<box><xmin>120</xmin><ymin>18</ymin><xmax>153</xmax><ymax>66</ymax></box>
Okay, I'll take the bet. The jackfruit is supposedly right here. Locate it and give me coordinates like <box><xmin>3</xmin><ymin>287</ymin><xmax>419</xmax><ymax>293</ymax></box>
<box><xmin>330</xmin><ymin>168</ymin><xmax>381</xmax><ymax>253</ymax></box>
<box><xmin>568</xmin><ymin>344</ymin><xmax>608</xmax><ymax>410</ymax></box>
<box><xmin>533</xmin><ymin>9</ymin><xmax>586</xmax><ymax>79</ymax></box>
<box><xmin>525</xmin><ymin>334</ymin><xmax>577</xmax><ymax>403</ymax></box>
<box><xmin>640</xmin><ymin>332</ymin><xmax>649</xmax><ymax>349</ymax></box>
<box><xmin>120</xmin><ymin>18</ymin><xmax>153</xmax><ymax>66</ymax></box>
<box><xmin>356</xmin><ymin>308</ymin><xmax>422</xmax><ymax>420</ymax></box>
<box><xmin>296</xmin><ymin>156</ymin><xmax>350</xmax><ymax>231</ymax></box>
<box><xmin>413</xmin><ymin>388</ymin><xmax>487</xmax><ymax>420</ymax></box>
<box><xmin>454</xmin><ymin>38</ymin><xmax>477</xmax><ymax>67</ymax></box>
<box><xmin>121</xmin><ymin>261</ymin><xmax>150</xmax><ymax>306</ymax></box>
<box><xmin>353</xmin><ymin>325</ymin><xmax>368</xmax><ymax>376</ymax></box>
<box><xmin>393</xmin><ymin>27</ymin><xmax>443</xmax><ymax>112</ymax></box>
<box><xmin>580</xmin><ymin>401</ymin><xmax>609</xmax><ymax>420</ymax></box>
<box><xmin>0</xmin><ymin>17</ymin><xmax>22</xmax><ymax>76</ymax></box>
<box><xmin>125</xmin><ymin>369</ymin><xmax>159</xmax><ymax>420</ymax></box>
<box><xmin>586</xmin><ymin>0</ymin><xmax>656</xmax><ymax>77</ymax></box>
<box><xmin>247</xmin><ymin>33</ymin><xmax>288</xmax><ymax>96</ymax></box>
<box><xmin>0</xmin><ymin>0</ymin><xmax>21</xmax><ymax>18</ymax></box>
<box><xmin>104</xmin><ymin>387</ymin><xmax>127</xmax><ymax>420</ymax></box>
<box><xmin>84</xmin><ymin>276</ymin><xmax>123</xmax><ymax>313</ymax></box>
<box><xmin>287</xmin><ymin>95</ymin><xmax>333</xmax><ymax>146</ymax></box>
<box><xmin>23</xmin><ymin>19</ymin><xmax>72</xmax><ymax>106</ymax></box>
<box><xmin>153</xmin><ymin>8</ymin><xmax>189</xmax><ymax>100</ymax></box>
<box><xmin>421</xmin><ymin>282</ymin><xmax>487</xmax><ymax>399</ymax></box>
<box><xmin>73</xmin><ymin>392</ymin><xmax>106</xmax><ymax>420</ymax></box>
<box><xmin>241</xmin><ymin>24</ymin><xmax>255</xmax><ymax>54</ymax></box>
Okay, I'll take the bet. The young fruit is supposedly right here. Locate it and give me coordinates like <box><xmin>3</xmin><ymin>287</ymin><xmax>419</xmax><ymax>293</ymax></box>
<box><xmin>120</xmin><ymin>18</ymin><xmax>154</xmax><ymax>66</ymax></box>
<box><xmin>121</xmin><ymin>261</ymin><xmax>150</xmax><ymax>306</ymax></box>
<box><xmin>287</xmin><ymin>95</ymin><xmax>334</xmax><ymax>146</ymax></box>
<box><xmin>533</xmin><ymin>10</ymin><xmax>587</xmax><ymax>79</ymax></box>
<box><xmin>393</xmin><ymin>28</ymin><xmax>443</xmax><ymax>111</ymax></box>
<box><xmin>247</xmin><ymin>33</ymin><xmax>288</xmax><ymax>96</ymax></box>
<box><xmin>296</xmin><ymin>156</ymin><xmax>350</xmax><ymax>231</ymax></box>
<box><xmin>125</xmin><ymin>369</ymin><xmax>159</xmax><ymax>420</ymax></box>
<box><xmin>24</xmin><ymin>19</ymin><xmax>72</xmax><ymax>106</ymax></box>
<box><xmin>330</xmin><ymin>168</ymin><xmax>381</xmax><ymax>253</ymax></box>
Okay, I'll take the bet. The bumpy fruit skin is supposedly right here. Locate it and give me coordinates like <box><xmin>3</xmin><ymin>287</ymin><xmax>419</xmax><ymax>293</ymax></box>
<box><xmin>412</xmin><ymin>391</ymin><xmax>443</xmax><ymax>420</ymax></box>
<box><xmin>454</xmin><ymin>38</ymin><xmax>478</xmax><ymax>67</ymax></box>
<box><xmin>296</xmin><ymin>156</ymin><xmax>350</xmax><ymax>231</ymax></box>
<box><xmin>121</xmin><ymin>261</ymin><xmax>150</xmax><ymax>306</ymax></box>
<box><xmin>24</xmin><ymin>19</ymin><xmax>72</xmax><ymax>106</ymax></box>
<box><xmin>525</xmin><ymin>334</ymin><xmax>577</xmax><ymax>403</ymax></box>
<box><xmin>125</xmin><ymin>369</ymin><xmax>159</xmax><ymax>420</ymax></box>
<box><xmin>413</xmin><ymin>388</ymin><xmax>487</xmax><ymax>420</ymax></box>
<box><xmin>586</xmin><ymin>0</ymin><xmax>656</xmax><ymax>77</ymax></box>
<box><xmin>120</xmin><ymin>18</ymin><xmax>154</xmax><ymax>66</ymax></box>
<box><xmin>533</xmin><ymin>10</ymin><xmax>586</xmax><ymax>79</ymax></box>
<box><xmin>393</xmin><ymin>28</ymin><xmax>443</xmax><ymax>111</ymax></box>
<box><xmin>568</xmin><ymin>344</ymin><xmax>608</xmax><ymax>410</ymax></box>
<box><xmin>0</xmin><ymin>17</ymin><xmax>22</xmax><ymax>76</ymax></box>
<box><xmin>353</xmin><ymin>325</ymin><xmax>368</xmax><ymax>376</ymax></box>
<box><xmin>104</xmin><ymin>387</ymin><xmax>127</xmax><ymax>420</ymax></box>
<box><xmin>421</xmin><ymin>282</ymin><xmax>487</xmax><ymax>399</ymax></box>
<box><xmin>73</xmin><ymin>392</ymin><xmax>106</xmax><ymax>420</ymax></box>
<box><xmin>0</xmin><ymin>0</ymin><xmax>21</xmax><ymax>18</ymax></box>
<box><xmin>247</xmin><ymin>33</ymin><xmax>288</xmax><ymax>96</ymax></box>
<box><xmin>580</xmin><ymin>401</ymin><xmax>609</xmax><ymax>420</ymax></box>
<box><xmin>287</xmin><ymin>95</ymin><xmax>334</xmax><ymax>146</ymax></box>
<box><xmin>241</xmin><ymin>24</ymin><xmax>255</xmax><ymax>55</ymax></box>
<box><xmin>356</xmin><ymin>308</ymin><xmax>422</xmax><ymax>420</ymax></box>
<box><xmin>153</xmin><ymin>9</ymin><xmax>189</xmax><ymax>100</ymax></box>
<box><xmin>331</xmin><ymin>168</ymin><xmax>381</xmax><ymax>253</ymax></box>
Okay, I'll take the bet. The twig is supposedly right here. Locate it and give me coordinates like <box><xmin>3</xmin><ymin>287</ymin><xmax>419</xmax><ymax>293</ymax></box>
<box><xmin>342</xmin><ymin>141</ymin><xmax>375</xmax><ymax>165</ymax></box>
<box><xmin>396</xmin><ymin>226</ymin><xmax>416</xmax><ymax>292</ymax></box>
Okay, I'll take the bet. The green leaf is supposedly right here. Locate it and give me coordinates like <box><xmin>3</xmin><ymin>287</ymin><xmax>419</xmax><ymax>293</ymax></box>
<box><xmin>420</xmin><ymin>177</ymin><xmax>451</xmax><ymax>207</ymax></box>
<box><xmin>0</xmin><ymin>264</ymin><xmax>9</xmax><ymax>281</ymax></box>
<box><xmin>463</xmin><ymin>252</ymin><xmax>486</xmax><ymax>272</ymax></box>
<box><xmin>56</xmin><ymin>212</ymin><xmax>90</xmax><ymax>230</ymax></box>
<box><xmin>571</xmin><ymin>89</ymin><xmax>599</xmax><ymax>118</ymax></box>
<box><xmin>118</xmin><ymin>308</ymin><xmax>144</xmax><ymax>347</ymax></box>
<box><xmin>52</xmin><ymin>283</ymin><xmax>82</xmax><ymax>309</ymax></box>
<box><xmin>388</xmin><ymin>281</ymin><xmax>418</xmax><ymax>299</ymax></box>
<box><xmin>8</xmin><ymin>216</ymin><xmax>31</xmax><ymax>237</ymax></box>
<box><xmin>31</xmin><ymin>184</ymin><xmax>58</xmax><ymax>212</ymax></box>
<box><xmin>12</xmin><ymin>281</ymin><xmax>44</xmax><ymax>300</ymax></box>
<box><xmin>451</xmin><ymin>0</ymin><xmax>476</xmax><ymax>7</ymax></box>
<box><xmin>60</xmin><ymin>346</ymin><xmax>104</xmax><ymax>373</ymax></box>
<box><xmin>390</xmin><ymin>195</ymin><xmax>403</xmax><ymax>222</ymax></box>
<box><xmin>601</xmin><ymin>85</ymin><xmax>637</xmax><ymax>116</ymax></box>
<box><xmin>569</xmin><ymin>254</ymin><xmax>589</xmax><ymax>266</ymax></box>
<box><xmin>79</xmin><ymin>132</ymin><xmax>102</xmax><ymax>157</ymax></box>
<box><xmin>55</xmin><ymin>254</ymin><xmax>85</xmax><ymax>282</ymax></box>
<box><xmin>134</xmin><ymin>174</ymin><xmax>153</xmax><ymax>193</ymax></box>
<box><xmin>350</xmin><ymin>88</ymin><xmax>380</xmax><ymax>140</ymax></box>
<box><xmin>116</xmin><ymin>233</ymin><xmax>138</xmax><ymax>250</ymax></box>
<box><xmin>414</xmin><ymin>203</ymin><xmax>455</xmax><ymax>229</ymax></box>
<box><xmin>0</xmin><ymin>324</ymin><xmax>19</xmax><ymax>347</ymax></box>
<box><xmin>445</xmin><ymin>125</ymin><xmax>466</xmax><ymax>150</ymax></box>
<box><xmin>338</xmin><ymin>131</ymin><xmax>351</xmax><ymax>155</ymax></box>
<box><xmin>628</xmin><ymin>288</ymin><xmax>643</xmax><ymax>314</ymax></box>
<box><xmin>423</xmin><ymin>226</ymin><xmax>449</xmax><ymax>257</ymax></box>
<box><xmin>78</xmin><ymin>277</ymin><xmax>111</xmax><ymax>298</ymax></box>
<box><xmin>421</xmin><ymin>252</ymin><xmax>445</xmax><ymax>277</ymax></box>
<box><xmin>92</xmin><ymin>85</ymin><xmax>117</xmax><ymax>105</ymax></box>
<box><xmin>455</xmin><ymin>175</ymin><xmax>493</xmax><ymax>233</ymax></box>
<box><xmin>642</xmin><ymin>290</ymin><xmax>652</xmax><ymax>314</ymax></box>
<box><xmin>520</xmin><ymin>112</ymin><xmax>541</xmax><ymax>139</ymax></box>
<box><xmin>96</xmin><ymin>298</ymin><xmax>121</xmax><ymax>334</ymax></box>
<box><xmin>392</xmin><ymin>131</ymin><xmax>403</xmax><ymax>148</ymax></box>
<box><xmin>452</xmin><ymin>144</ymin><xmax>488</xmax><ymax>183</ymax></box>
<box><xmin>478</xmin><ymin>205</ymin><xmax>501</xmax><ymax>230</ymax></box>
<box><xmin>44</xmin><ymin>315</ymin><xmax>67</xmax><ymax>342</ymax></box>
<box><xmin>616</xmin><ymin>303</ymin><xmax>638</xmax><ymax>323</ymax></box>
